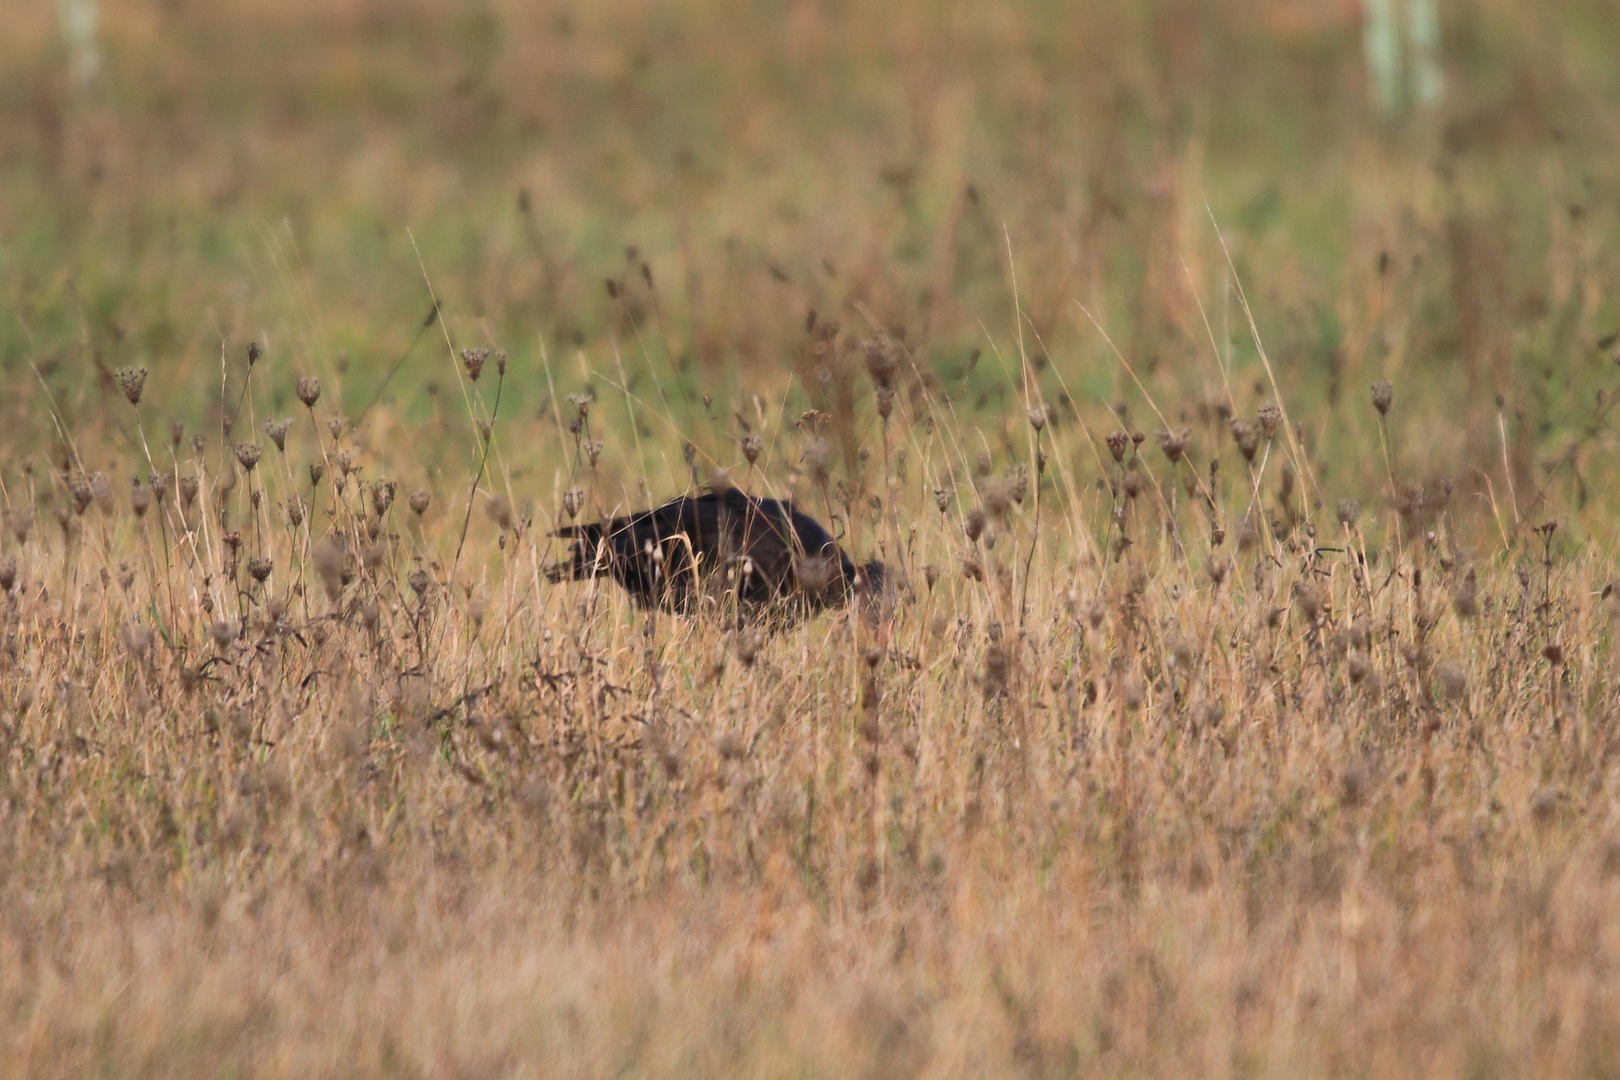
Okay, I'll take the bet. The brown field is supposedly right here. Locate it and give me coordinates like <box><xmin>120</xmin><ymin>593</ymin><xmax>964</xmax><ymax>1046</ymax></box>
<box><xmin>4</xmin><ymin>1</ymin><xmax>1620</xmax><ymax>1076</ymax></box>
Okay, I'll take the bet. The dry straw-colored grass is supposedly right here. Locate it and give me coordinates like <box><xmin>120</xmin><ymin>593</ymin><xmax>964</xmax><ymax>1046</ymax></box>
<box><xmin>6</xmin><ymin>1</ymin><xmax>1620</xmax><ymax>1076</ymax></box>
<box><xmin>4</xmin><ymin>331</ymin><xmax>1620</xmax><ymax>1077</ymax></box>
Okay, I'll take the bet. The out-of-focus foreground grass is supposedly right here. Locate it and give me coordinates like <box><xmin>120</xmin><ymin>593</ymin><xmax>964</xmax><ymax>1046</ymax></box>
<box><xmin>5</xmin><ymin>1</ymin><xmax>1620</xmax><ymax>1077</ymax></box>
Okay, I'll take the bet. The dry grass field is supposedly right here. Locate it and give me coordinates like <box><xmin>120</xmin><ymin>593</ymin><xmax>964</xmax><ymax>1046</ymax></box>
<box><xmin>5</xmin><ymin>1</ymin><xmax>1620</xmax><ymax>1076</ymax></box>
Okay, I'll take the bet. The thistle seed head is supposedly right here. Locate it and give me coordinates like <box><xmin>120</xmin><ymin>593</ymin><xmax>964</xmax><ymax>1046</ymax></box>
<box><xmin>264</xmin><ymin>419</ymin><xmax>292</xmax><ymax>451</ymax></box>
<box><xmin>1257</xmin><ymin>402</ymin><xmax>1281</xmax><ymax>439</ymax></box>
<box><xmin>804</xmin><ymin>438</ymin><xmax>832</xmax><ymax>487</ymax></box>
<box><xmin>1156</xmin><ymin>427</ymin><xmax>1189</xmax><ymax>464</ymax></box>
<box><xmin>116</xmin><ymin>366</ymin><xmax>148</xmax><ymax>406</ymax></box>
<box><xmin>1437</xmin><ymin>661</ymin><xmax>1468</xmax><ymax>701</ymax></box>
<box><xmin>1106</xmin><ymin>431</ymin><xmax>1129</xmax><ymax>463</ymax></box>
<box><xmin>296</xmin><ymin>377</ymin><xmax>321</xmax><ymax>408</ymax></box>
<box><xmin>486</xmin><ymin>495</ymin><xmax>514</xmax><ymax>531</ymax></box>
<box><xmin>1371</xmin><ymin>380</ymin><xmax>1394</xmax><ymax>416</ymax></box>
<box><xmin>1230</xmin><ymin>419</ymin><xmax>1259</xmax><ymax>462</ymax></box>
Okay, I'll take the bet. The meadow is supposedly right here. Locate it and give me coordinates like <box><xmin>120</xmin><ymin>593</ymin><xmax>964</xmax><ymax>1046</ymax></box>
<box><xmin>4</xmin><ymin>1</ymin><xmax>1620</xmax><ymax>1076</ymax></box>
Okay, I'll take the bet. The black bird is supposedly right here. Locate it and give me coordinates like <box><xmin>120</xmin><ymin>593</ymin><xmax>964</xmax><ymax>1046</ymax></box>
<box><xmin>546</xmin><ymin>487</ymin><xmax>886</xmax><ymax>614</ymax></box>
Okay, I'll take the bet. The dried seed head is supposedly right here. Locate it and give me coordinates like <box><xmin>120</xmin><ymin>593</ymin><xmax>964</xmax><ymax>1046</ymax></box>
<box><xmin>874</xmin><ymin>386</ymin><xmax>895</xmax><ymax>420</ymax></box>
<box><xmin>1106</xmin><ymin>431</ymin><xmax>1129</xmax><ymax>463</ymax></box>
<box><xmin>120</xmin><ymin>620</ymin><xmax>153</xmax><ymax>657</ymax></box>
<box><xmin>264</xmin><ymin>419</ymin><xmax>292</xmax><ymax>451</ymax></box>
<box><xmin>804</xmin><ymin>438</ymin><xmax>833</xmax><ymax>487</ymax></box>
<box><xmin>335</xmin><ymin>449</ymin><xmax>355</xmax><ymax>476</ymax></box>
<box><xmin>1027</xmin><ymin>404</ymin><xmax>1048</xmax><ymax>432</ymax></box>
<box><xmin>370</xmin><ymin>480</ymin><xmax>396</xmax><ymax>518</ymax></box>
<box><xmin>961</xmin><ymin>552</ymin><xmax>985</xmax><ymax>582</ymax></box>
<box><xmin>1156</xmin><ymin>427</ymin><xmax>1189</xmax><ymax>464</ymax></box>
<box><xmin>1205</xmin><ymin>556</ymin><xmax>1228</xmax><ymax>586</ymax></box>
<box><xmin>584</xmin><ymin>439</ymin><xmax>603</xmax><ymax>466</ymax></box>
<box><xmin>1230</xmin><ymin>419</ymin><xmax>1259</xmax><ymax>462</ymax></box>
<box><xmin>964</xmin><ymin>508</ymin><xmax>986</xmax><ymax>542</ymax></box>
<box><xmin>209</xmin><ymin>620</ymin><xmax>238</xmax><ymax>648</ymax></box>
<box><xmin>1004</xmin><ymin>464</ymin><xmax>1029</xmax><ymax>506</ymax></box>
<box><xmin>312</xmin><ymin>538</ymin><xmax>347</xmax><ymax>601</ymax></box>
<box><xmin>1453</xmin><ymin>567</ymin><xmax>1478</xmax><ymax>618</ymax></box>
<box><xmin>327</xmin><ymin>417</ymin><xmax>345</xmax><ymax>441</ymax></box>
<box><xmin>129</xmin><ymin>479</ymin><xmax>151</xmax><ymax>518</ymax></box>
<box><xmin>1336</xmin><ymin>499</ymin><xmax>1360</xmax><ymax>529</ymax></box>
<box><xmin>170</xmin><ymin>422</ymin><xmax>185</xmax><ymax>448</ymax></box>
<box><xmin>494</xmin><ymin>350</ymin><xmax>507</xmax><ymax>377</ymax></box>
<box><xmin>561</xmin><ymin>488</ymin><xmax>585</xmax><ymax>520</ymax></box>
<box><xmin>981</xmin><ymin>640</ymin><xmax>1011</xmax><ymax>698</ymax></box>
<box><xmin>296</xmin><ymin>377</ymin><xmax>321</xmax><ymax>408</ymax></box>
<box><xmin>485</xmin><ymin>495</ymin><xmax>514</xmax><ymax>531</ymax></box>
<box><xmin>222</xmin><ymin>530</ymin><xmax>243</xmax><ymax>553</ymax></box>
<box><xmin>1236</xmin><ymin>515</ymin><xmax>1259</xmax><ymax>552</ymax></box>
<box><xmin>409</xmin><ymin>490</ymin><xmax>431</xmax><ymax>516</ymax></box>
<box><xmin>309</xmin><ymin>461</ymin><xmax>326</xmax><ymax>487</ymax></box>
<box><xmin>90</xmin><ymin>472</ymin><xmax>114</xmax><ymax>513</ymax></box>
<box><xmin>1437</xmin><ymin>661</ymin><xmax>1468</xmax><ymax>701</ymax></box>
<box><xmin>5</xmin><ymin>507</ymin><xmax>31</xmax><ymax>544</ymax></box>
<box><xmin>1257</xmin><ymin>402</ymin><xmax>1281</xmax><ymax>439</ymax></box>
<box><xmin>179</xmin><ymin>474</ymin><xmax>200</xmax><ymax>509</ymax></box>
<box><xmin>286</xmin><ymin>495</ymin><xmax>306</xmax><ymax>527</ymax></box>
<box><xmin>408</xmin><ymin>568</ymin><xmax>432</xmax><ymax>597</ymax></box>
<box><xmin>234</xmin><ymin>442</ymin><xmax>262</xmax><ymax>472</ymax></box>
<box><xmin>461</xmin><ymin>347</ymin><xmax>488</xmax><ymax>381</ymax></box>
<box><xmin>116</xmin><ymin>366</ymin><xmax>148</xmax><ymax>406</ymax></box>
<box><xmin>794</xmin><ymin>553</ymin><xmax>835</xmax><ymax>594</ymax></box>
<box><xmin>246</xmin><ymin>341</ymin><xmax>261</xmax><ymax>366</ymax></box>
<box><xmin>1291</xmin><ymin>579</ymin><xmax>1322</xmax><ymax>623</ymax></box>
<box><xmin>364</xmin><ymin>538</ymin><xmax>386</xmax><ymax>570</ymax></box>
<box><xmin>1371</xmin><ymin>380</ymin><xmax>1394</xmax><ymax>416</ymax></box>
<box><xmin>247</xmin><ymin>556</ymin><xmax>272</xmax><ymax>583</ymax></box>
<box><xmin>733</xmin><ymin>628</ymin><xmax>762</xmax><ymax>667</ymax></box>
<box><xmin>863</xmin><ymin>337</ymin><xmax>901</xmax><ymax>390</ymax></box>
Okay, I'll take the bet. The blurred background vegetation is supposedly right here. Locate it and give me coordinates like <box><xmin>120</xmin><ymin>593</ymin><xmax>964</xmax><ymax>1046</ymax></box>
<box><xmin>3</xmin><ymin>0</ymin><xmax>1619</xmax><ymax>534</ymax></box>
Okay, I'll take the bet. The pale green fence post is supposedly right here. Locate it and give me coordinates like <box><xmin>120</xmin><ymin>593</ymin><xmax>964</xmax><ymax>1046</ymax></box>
<box><xmin>55</xmin><ymin>0</ymin><xmax>100</xmax><ymax>85</ymax></box>
<box><xmin>1362</xmin><ymin>0</ymin><xmax>1443</xmax><ymax>116</ymax></box>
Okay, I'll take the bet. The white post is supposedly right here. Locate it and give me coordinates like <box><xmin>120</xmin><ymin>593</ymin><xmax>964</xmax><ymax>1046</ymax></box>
<box><xmin>1406</xmin><ymin>0</ymin><xmax>1445</xmax><ymax>108</ymax></box>
<box><xmin>55</xmin><ymin>0</ymin><xmax>101</xmax><ymax>86</ymax></box>
<box><xmin>1363</xmin><ymin>0</ymin><xmax>1403</xmax><ymax>117</ymax></box>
